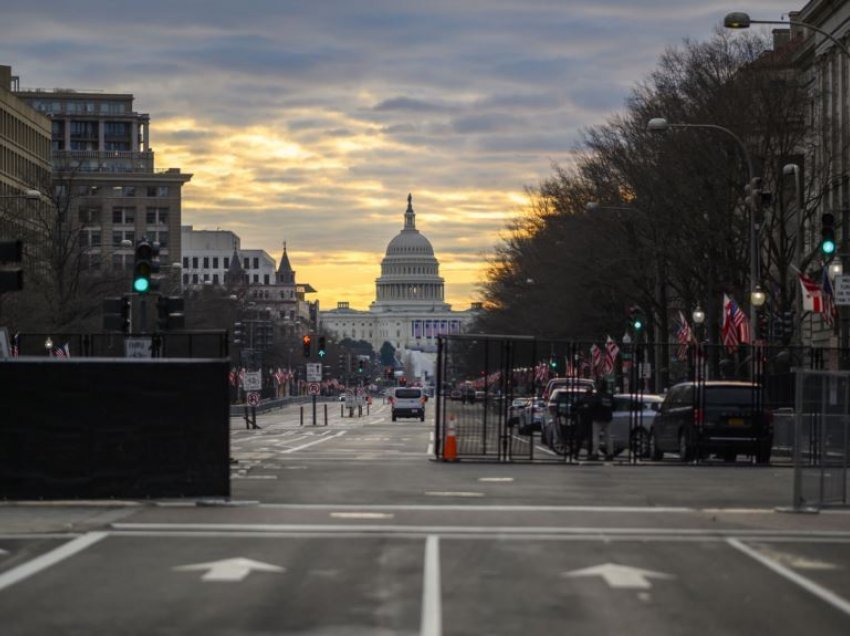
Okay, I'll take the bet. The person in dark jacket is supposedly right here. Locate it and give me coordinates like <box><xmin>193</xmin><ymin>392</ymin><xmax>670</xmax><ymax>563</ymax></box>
<box><xmin>590</xmin><ymin>385</ymin><xmax>614</xmax><ymax>460</ymax></box>
<box><xmin>574</xmin><ymin>387</ymin><xmax>596</xmax><ymax>460</ymax></box>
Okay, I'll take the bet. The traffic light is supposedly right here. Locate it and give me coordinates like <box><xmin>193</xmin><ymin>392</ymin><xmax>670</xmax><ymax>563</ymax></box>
<box><xmin>0</xmin><ymin>239</ymin><xmax>23</xmax><ymax>292</ymax></box>
<box><xmin>821</xmin><ymin>213</ymin><xmax>836</xmax><ymax>258</ymax></box>
<box><xmin>156</xmin><ymin>296</ymin><xmax>185</xmax><ymax>331</ymax></box>
<box><xmin>102</xmin><ymin>295</ymin><xmax>132</xmax><ymax>333</ymax></box>
<box><xmin>549</xmin><ymin>358</ymin><xmax>558</xmax><ymax>370</ymax></box>
<box><xmin>132</xmin><ymin>240</ymin><xmax>153</xmax><ymax>293</ymax></box>
<box><xmin>358</xmin><ymin>359</ymin><xmax>364</xmax><ymax>373</ymax></box>
<box><xmin>302</xmin><ymin>334</ymin><xmax>312</xmax><ymax>358</ymax></box>
<box><xmin>233</xmin><ymin>322</ymin><xmax>244</xmax><ymax>345</ymax></box>
<box><xmin>318</xmin><ymin>336</ymin><xmax>326</xmax><ymax>358</ymax></box>
<box><xmin>628</xmin><ymin>305</ymin><xmax>645</xmax><ymax>332</ymax></box>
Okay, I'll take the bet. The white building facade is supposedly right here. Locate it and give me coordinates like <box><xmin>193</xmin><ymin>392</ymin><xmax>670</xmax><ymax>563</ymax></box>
<box><xmin>321</xmin><ymin>195</ymin><xmax>478</xmax><ymax>354</ymax></box>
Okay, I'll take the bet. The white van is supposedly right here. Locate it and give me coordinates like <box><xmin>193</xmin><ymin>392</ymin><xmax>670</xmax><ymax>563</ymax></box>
<box><xmin>390</xmin><ymin>387</ymin><xmax>426</xmax><ymax>422</ymax></box>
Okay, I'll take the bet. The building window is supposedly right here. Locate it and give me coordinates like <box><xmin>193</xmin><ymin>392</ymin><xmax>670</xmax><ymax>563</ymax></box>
<box><xmin>112</xmin><ymin>207</ymin><xmax>135</xmax><ymax>224</ymax></box>
<box><xmin>243</xmin><ymin>258</ymin><xmax>249</xmax><ymax>269</ymax></box>
<box><xmin>192</xmin><ymin>274</ymin><xmax>198</xmax><ymax>284</ymax></box>
<box><xmin>157</xmin><ymin>186</ymin><xmax>168</xmax><ymax>197</ymax></box>
<box><xmin>213</xmin><ymin>257</ymin><xmax>219</xmax><ymax>269</ymax></box>
<box><xmin>224</xmin><ymin>257</ymin><xmax>229</xmax><ymax>269</ymax></box>
<box><xmin>122</xmin><ymin>186</ymin><xmax>136</xmax><ymax>197</ymax></box>
<box><xmin>183</xmin><ymin>257</ymin><xmax>189</xmax><ymax>269</ymax></box>
<box><xmin>183</xmin><ymin>274</ymin><xmax>188</xmax><ymax>284</ymax></box>
<box><xmin>264</xmin><ymin>274</ymin><xmax>269</xmax><ymax>284</ymax></box>
<box><xmin>253</xmin><ymin>274</ymin><xmax>259</xmax><ymax>283</ymax></box>
<box><xmin>213</xmin><ymin>274</ymin><xmax>219</xmax><ymax>284</ymax></box>
<box><xmin>192</xmin><ymin>257</ymin><xmax>198</xmax><ymax>268</ymax></box>
<box><xmin>253</xmin><ymin>257</ymin><xmax>259</xmax><ymax>269</ymax></box>
<box><xmin>203</xmin><ymin>257</ymin><xmax>209</xmax><ymax>268</ymax></box>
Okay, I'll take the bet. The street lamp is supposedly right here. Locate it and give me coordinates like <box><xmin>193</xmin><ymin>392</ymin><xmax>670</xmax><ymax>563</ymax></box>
<box><xmin>648</xmin><ymin>116</ymin><xmax>761</xmax><ymax>337</ymax></box>
<box><xmin>44</xmin><ymin>336</ymin><xmax>53</xmax><ymax>357</ymax></box>
<box><xmin>692</xmin><ymin>305</ymin><xmax>706</xmax><ymax>327</ymax></box>
<box><xmin>0</xmin><ymin>189</ymin><xmax>42</xmax><ymax>201</ymax></box>
<box><xmin>750</xmin><ymin>285</ymin><xmax>767</xmax><ymax>308</ymax></box>
<box><xmin>724</xmin><ymin>12</ymin><xmax>850</xmax><ymax>61</ymax></box>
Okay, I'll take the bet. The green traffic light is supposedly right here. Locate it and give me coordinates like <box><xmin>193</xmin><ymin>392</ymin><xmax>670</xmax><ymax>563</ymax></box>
<box><xmin>822</xmin><ymin>239</ymin><xmax>836</xmax><ymax>255</ymax></box>
<box><xmin>634</xmin><ymin>319</ymin><xmax>643</xmax><ymax>330</ymax></box>
<box><xmin>133</xmin><ymin>277</ymin><xmax>150</xmax><ymax>293</ymax></box>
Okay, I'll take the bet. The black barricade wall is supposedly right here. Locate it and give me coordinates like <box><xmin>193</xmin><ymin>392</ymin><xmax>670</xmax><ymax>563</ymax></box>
<box><xmin>0</xmin><ymin>358</ymin><xmax>230</xmax><ymax>499</ymax></box>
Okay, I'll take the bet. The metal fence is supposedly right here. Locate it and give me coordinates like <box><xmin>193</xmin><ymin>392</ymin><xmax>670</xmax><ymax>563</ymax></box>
<box><xmin>9</xmin><ymin>331</ymin><xmax>229</xmax><ymax>359</ymax></box>
<box><xmin>435</xmin><ymin>334</ymin><xmax>842</xmax><ymax>464</ymax></box>
<box><xmin>793</xmin><ymin>370</ymin><xmax>850</xmax><ymax>509</ymax></box>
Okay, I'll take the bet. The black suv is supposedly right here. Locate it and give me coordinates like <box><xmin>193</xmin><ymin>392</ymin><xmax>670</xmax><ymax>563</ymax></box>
<box><xmin>650</xmin><ymin>381</ymin><xmax>772</xmax><ymax>463</ymax></box>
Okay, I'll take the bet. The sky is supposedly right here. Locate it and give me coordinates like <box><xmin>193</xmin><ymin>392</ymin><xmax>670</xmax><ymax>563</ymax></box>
<box><xmin>1</xmin><ymin>0</ymin><xmax>792</xmax><ymax>310</ymax></box>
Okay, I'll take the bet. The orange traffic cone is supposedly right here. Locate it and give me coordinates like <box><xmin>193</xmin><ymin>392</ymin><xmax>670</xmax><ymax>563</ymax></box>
<box><xmin>444</xmin><ymin>417</ymin><xmax>458</xmax><ymax>461</ymax></box>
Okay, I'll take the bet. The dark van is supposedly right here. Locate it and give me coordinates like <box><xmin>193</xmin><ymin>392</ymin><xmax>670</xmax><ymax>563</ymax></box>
<box><xmin>651</xmin><ymin>381</ymin><xmax>772</xmax><ymax>463</ymax></box>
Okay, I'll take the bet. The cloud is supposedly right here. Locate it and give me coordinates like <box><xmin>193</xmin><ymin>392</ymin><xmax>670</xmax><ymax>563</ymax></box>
<box><xmin>0</xmin><ymin>0</ymin><xmax>781</xmax><ymax>309</ymax></box>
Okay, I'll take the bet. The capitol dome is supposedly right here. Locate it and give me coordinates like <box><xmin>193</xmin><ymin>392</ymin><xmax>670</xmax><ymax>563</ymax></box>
<box><xmin>370</xmin><ymin>194</ymin><xmax>450</xmax><ymax>312</ymax></box>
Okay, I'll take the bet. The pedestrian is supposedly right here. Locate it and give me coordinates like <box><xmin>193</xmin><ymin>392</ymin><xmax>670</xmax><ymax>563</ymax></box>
<box><xmin>574</xmin><ymin>387</ymin><xmax>596</xmax><ymax>460</ymax></box>
<box><xmin>590</xmin><ymin>384</ymin><xmax>614</xmax><ymax>460</ymax></box>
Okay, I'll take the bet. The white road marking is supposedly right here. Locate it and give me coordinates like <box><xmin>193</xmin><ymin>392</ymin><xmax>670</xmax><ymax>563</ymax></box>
<box><xmin>420</xmin><ymin>535</ymin><xmax>442</xmax><ymax>636</ymax></box>
<box><xmin>0</xmin><ymin>532</ymin><xmax>107</xmax><ymax>591</ymax></box>
<box><xmin>281</xmin><ymin>430</ymin><xmax>347</xmax><ymax>454</ymax></box>
<box><xmin>255</xmin><ymin>503</ymin><xmax>693</xmax><ymax>513</ymax></box>
<box><xmin>231</xmin><ymin>475</ymin><xmax>279</xmax><ymax>480</ymax></box>
<box><xmin>425</xmin><ymin>491</ymin><xmax>485</xmax><ymax>498</ymax></box>
<box><xmin>478</xmin><ymin>477</ymin><xmax>515</xmax><ymax>482</ymax></box>
<box><xmin>173</xmin><ymin>557</ymin><xmax>284</xmax><ymax>582</ymax></box>
<box><xmin>564</xmin><ymin>563</ymin><xmax>674</xmax><ymax>589</ymax></box>
<box><xmin>727</xmin><ymin>538</ymin><xmax>850</xmax><ymax>617</ymax></box>
<box><xmin>111</xmin><ymin>523</ymin><xmax>850</xmax><ymax>541</ymax></box>
<box><xmin>330</xmin><ymin>512</ymin><xmax>395</xmax><ymax>519</ymax></box>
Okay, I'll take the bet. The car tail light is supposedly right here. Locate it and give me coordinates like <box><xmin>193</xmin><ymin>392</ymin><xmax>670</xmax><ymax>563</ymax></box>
<box><xmin>694</xmin><ymin>408</ymin><xmax>704</xmax><ymax>428</ymax></box>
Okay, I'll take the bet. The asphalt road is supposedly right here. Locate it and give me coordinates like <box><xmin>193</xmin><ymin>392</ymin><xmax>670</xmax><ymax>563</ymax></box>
<box><xmin>1</xmin><ymin>398</ymin><xmax>849</xmax><ymax>635</ymax></box>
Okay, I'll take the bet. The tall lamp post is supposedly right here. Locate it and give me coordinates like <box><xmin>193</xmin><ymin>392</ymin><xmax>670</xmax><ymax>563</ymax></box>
<box><xmin>724</xmin><ymin>12</ymin><xmax>850</xmax><ymax>61</ymax></box>
<box><xmin>647</xmin><ymin>117</ymin><xmax>762</xmax><ymax>339</ymax></box>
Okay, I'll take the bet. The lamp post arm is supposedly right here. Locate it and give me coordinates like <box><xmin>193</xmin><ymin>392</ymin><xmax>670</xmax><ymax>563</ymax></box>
<box><xmin>668</xmin><ymin>123</ymin><xmax>754</xmax><ymax>182</ymax></box>
<box><xmin>751</xmin><ymin>19</ymin><xmax>850</xmax><ymax>61</ymax></box>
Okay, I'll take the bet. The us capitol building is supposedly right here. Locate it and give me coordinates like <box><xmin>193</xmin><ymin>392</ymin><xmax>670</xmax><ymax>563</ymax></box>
<box><xmin>320</xmin><ymin>194</ymin><xmax>479</xmax><ymax>373</ymax></box>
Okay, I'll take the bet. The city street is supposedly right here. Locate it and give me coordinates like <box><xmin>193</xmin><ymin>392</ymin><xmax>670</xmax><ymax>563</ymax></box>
<box><xmin>1</xmin><ymin>399</ymin><xmax>849</xmax><ymax>634</ymax></box>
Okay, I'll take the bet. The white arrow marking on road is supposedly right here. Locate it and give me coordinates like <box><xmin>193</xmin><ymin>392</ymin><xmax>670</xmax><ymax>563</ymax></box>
<box><xmin>563</xmin><ymin>563</ymin><xmax>674</xmax><ymax>589</ymax></box>
<box><xmin>174</xmin><ymin>557</ymin><xmax>284</xmax><ymax>582</ymax></box>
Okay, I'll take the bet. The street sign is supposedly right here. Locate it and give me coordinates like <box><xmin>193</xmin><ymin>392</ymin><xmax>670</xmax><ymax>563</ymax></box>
<box><xmin>246</xmin><ymin>392</ymin><xmax>260</xmax><ymax>407</ymax></box>
<box><xmin>834</xmin><ymin>275</ymin><xmax>850</xmax><ymax>305</ymax></box>
<box><xmin>306</xmin><ymin>363</ymin><xmax>322</xmax><ymax>382</ymax></box>
<box><xmin>243</xmin><ymin>371</ymin><xmax>262</xmax><ymax>391</ymax></box>
<box><xmin>308</xmin><ymin>383</ymin><xmax>320</xmax><ymax>396</ymax></box>
<box><xmin>124</xmin><ymin>337</ymin><xmax>152</xmax><ymax>358</ymax></box>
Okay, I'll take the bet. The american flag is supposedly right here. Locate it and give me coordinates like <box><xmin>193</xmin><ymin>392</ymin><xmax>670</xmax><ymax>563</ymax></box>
<box><xmin>274</xmin><ymin>368</ymin><xmax>285</xmax><ymax>385</ymax></box>
<box><xmin>534</xmin><ymin>361</ymin><xmax>549</xmax><ymax>383</ymax></box>
<box><xmin>676</xmin><ymin>310</ymin><xmax>695</xmax><ymax>361</ymax></box>
<box><xmin>603</xmin><ymin>336</ymin><xmax>619</xmax><ymax>376</ymax></box>
<box><xmin>238</xmin><ymin>367</ymin><xmax>247</xmax><ymax>386</ymax></box>
<box><xmin>722</xmin><ymin>295</ymin><xmax>750</xmax><ymax>352</ymax></box>
<box><xmin>228</xmin><ymin>368</ymin><xmax>237</xmax><ymax>386</ymax></box>
<box><xmin>799</xmin><ymin>273</ymin><xmax>824</xmax><ymax>312</ymax></box>
<box><xmin>53</xmin><ymin>342</ymin><xmax>70</xmax><ymax>358</ymax></box>
<box><xmin>822</xmin><ymin>267</ymin><xmax>837</xmax><ymax>328</ymax></box>
<box><xmin>590</xmin><ymin>344</ymin><xmax>602</xmax><ymax>377</ymax></box>
<box><xmin>10</xmin><ymin>332</ymin><xmax>19</xmax><ymax>358</ymax></box>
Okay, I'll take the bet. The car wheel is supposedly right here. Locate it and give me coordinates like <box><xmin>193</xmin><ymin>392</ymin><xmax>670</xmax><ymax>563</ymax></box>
<box><xmin>678</xmin><ymin>430</ymin><xmax>693</xmax><ymax>462</ymax></box>
<box><xmin>650</xmin><ymin>432</ymin><xmax>663</xmax><ymax>461</ymax></box>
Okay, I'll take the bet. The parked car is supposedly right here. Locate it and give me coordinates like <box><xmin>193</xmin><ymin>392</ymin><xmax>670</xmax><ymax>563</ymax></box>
<box><xmin>541</xmin><ymin>387</ymin><xmax>593</xmax><ymax>452</ymax></box>
<box><xmin>650</xmin><ymin>381</ymin><xmax>772</xmax><ymax>463</ymax></box>
<box><xmin>608</xmin><ymin>394</ymin><xmax>664</xmax><ymax>458</ymax></box>
<box><xmin>517</xmin><ymin>398</ymin><xmax>547</xmax><ymax>434</ymax></box>
<box><xmin>542</xmin><ymin>376</ymin><xmax>596</xmax><ymax>400</ymax></box>
<box><xmin>507</xmin><ymin>398</ymin><xmax>530</xmax><ymax>426</ymax></box>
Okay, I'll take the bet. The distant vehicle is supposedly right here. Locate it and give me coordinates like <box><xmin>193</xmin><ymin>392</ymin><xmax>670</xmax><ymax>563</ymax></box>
<box><xmin>507</xmin><ymin>398</ymin><xmax>530</xmax><ymax>426</ymax></box>
<box><xmin>391</xmin><ymin>387</ymin><xmax>427</xmax><ymax>422</ymax></box>
<box><xmin>517</xmin><ymin>398</ymin><xmax>547</xmax><ymax>434</ymax></box>
<box><xmin>449</xmin><ymin>389</ymin><xmax>462</xmax><ymax>401</ymax></box>
<box><xmin>542</xmin><ymin>376</ymin><xmax>596</xmax><ymax>400</ymax></box>
<box><xmin>474</xmin><ymin>390</ymin><xmax>486</xmax><ymax>401</ymax></box>
<box><xmin>651</xmin><ymin>381</ymin><xmax>772</xmax><ymax>463</ymax></box>
<box><xmin>608</xmin><ymin>394</ymin><xmax>664</xmax><ymax>457</ymax></box>
<box><xmin>541</xmin><ymin>387</ymin><xmax>593</xmax><ymax>452</ymax></box>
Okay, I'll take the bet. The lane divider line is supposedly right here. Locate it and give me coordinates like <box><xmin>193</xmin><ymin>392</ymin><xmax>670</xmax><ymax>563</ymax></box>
<box><xmin>727</xmin><ymin>538</ymin><xmax>850</xmax><ymax>618</ymax></box>
<box><xmin>0</xmin><ymin>531</ymin><xmax>108</xmax><ymax>592</ymax></box>
<box><xmin>281</xmin><ymin>430</ymin><xmax>347</xmax><ymax>454</ymax></box>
